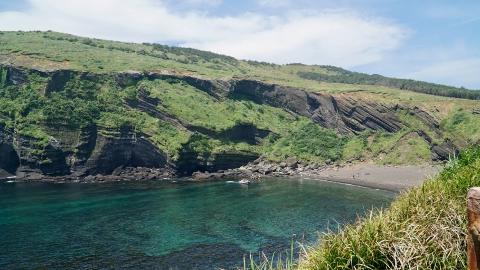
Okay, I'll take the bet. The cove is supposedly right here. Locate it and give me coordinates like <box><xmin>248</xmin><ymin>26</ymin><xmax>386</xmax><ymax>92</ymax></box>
<box><xmin>0</xmin><ymin>178</ymin><xmax>394</xmax><ymax>269</ymax></box>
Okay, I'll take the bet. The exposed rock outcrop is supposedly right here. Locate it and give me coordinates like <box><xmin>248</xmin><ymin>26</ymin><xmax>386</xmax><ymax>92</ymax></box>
<box><xmin>82</xmin><ymin>128</ymin><xmax>169</xmax><ymax>175</ymax></box>
<box><xmin>187</xmin><ymin>123</ymin><xmax>271</xmax><ymax>145</ymax></box>
<box><xmin>126</xmin><ymin>87</ymin><xmax>187</xmax><ymax>128</ymax></box>
<box><xmin>191</xmin><ymin>157</ymin><xmax>327</xmax><ymax>182</ymax></box>
<box><xmin>176</xmin><ymin>141</ymin><xmax>259</xmax><ymax>176</ymax></box>
<box><xmin>14</xmin><ymin>133</ymin><xmax>70</xmax><ymax>177</ymax></box>
<box><xmin>230</xmin><ymin>80</ymin><xmax>403</xmax><ymax>134</ymax></box>
<box><xmin>431</xmin><ymin>140</ymin><xmax>459</xmax><ymax>161</ymax></box>
<box><xmin>45</xmin><ymin>70</ymin><xmax>75</xmax><ymax>94</ymax></box>
<box><xmin>0</xmin><ymin>125</ymin><xmax>19</xmax><ymax>174</ymax></box>
<box><xmin>2</xmin><ymin>65</ymin><xmax>29</xmax><ymax>86</ymax></box>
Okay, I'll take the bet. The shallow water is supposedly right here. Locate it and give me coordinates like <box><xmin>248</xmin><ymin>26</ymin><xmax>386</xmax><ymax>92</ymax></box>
<box><xmin>0</xmin><ymin>178</ymin><xmax>394</xmax><ymax>269</ymax></box>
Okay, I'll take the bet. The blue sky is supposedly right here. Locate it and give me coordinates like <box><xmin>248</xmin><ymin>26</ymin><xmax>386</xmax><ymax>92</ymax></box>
<box><xmin>0</xmin><ymin>0</ymin><xmax>479</xmax><ymax>89</ymax></box>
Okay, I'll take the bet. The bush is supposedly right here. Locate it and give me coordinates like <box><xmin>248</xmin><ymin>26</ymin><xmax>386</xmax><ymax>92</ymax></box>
<box><xmin>268</xmin><ymin>122</ymin><xmax>346</xmax><ymax>162</ymax></box>
<box><xmin>43</xmin><ymin>94</ymin><xmax>100</xmax><ymax>127</ymax></box>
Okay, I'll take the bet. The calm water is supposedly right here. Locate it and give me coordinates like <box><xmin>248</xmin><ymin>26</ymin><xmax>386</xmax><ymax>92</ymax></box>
<box><xmin>0</xmin><ymin>178</ymin><xmax>394</xmax><ymax>269</ymax></box>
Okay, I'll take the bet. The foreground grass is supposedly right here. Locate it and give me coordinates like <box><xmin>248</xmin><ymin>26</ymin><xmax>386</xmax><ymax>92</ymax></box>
<box><xmin>243</xmin><ymin>242</ymin><xmax>298</xmax><ymax>270</ymax></box>
<box><xmin>299</xmin><ymin>147</ymin><xmax>480</xmax><ymax>270</ymax></box>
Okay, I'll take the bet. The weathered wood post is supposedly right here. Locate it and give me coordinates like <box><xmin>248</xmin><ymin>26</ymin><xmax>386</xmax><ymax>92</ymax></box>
<box><xmin>467</xmin><ymin>188</ymin><xmax>480</xmax><ymax>270</ymax></box>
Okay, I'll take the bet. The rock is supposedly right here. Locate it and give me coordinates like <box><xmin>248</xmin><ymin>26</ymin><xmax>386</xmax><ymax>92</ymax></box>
<box><xmin>231</xmin><ymin>80</ymin><xmax>403</xmax><ymax>134</ymax></box>
<box><xmin>192</xmin><ymin>172</ymin><xmax>211</xmax><ymax>181</ymax></box>
<box><xmin>187</xmin><ymin>123</ymin><xmax>271</xmax><ymax>145</ymax></box>
<box><xmin>431</xmin><ymin>140</ymin><xmax>459</xmax><ymax>161</ymax></box>
<box><xmin>285</xmin><ymin>157</ymin><xmax>298</xmax><ymax>168</ymax></box>
<box><xmin>252</xmin><ymin>158</ymin><xmax>262</xmax><ymax>165</ymax></box>
<box><xmin>310</xmin><ymin>163</ymin><xmax>321</xmax><ymax>170</ymax></box>
<box><xmin>3</xmin><ymin>65</ymin><xmax>30</xmax><ymax>85</ymax></box>
<box><xmin>83</xmin><ymin>129</ymin><xmax>169</xmax><ymax>175</ymax></box>
<box><xmin>176</xmin><ymin>136</ymin><xmax>259</xmax><ymax>176</ymax></box>
<box><xmin>239</xmin><ymin>179</ymin><xmax>250</xmax><ymax>185</ymax></box>
<box><xmin>0</xmin><ymin>125</ymin><xmax>20</xmax><ymax>174</ymax></box>
<box><xmin>112</xmin><ymin>167</ymin><xmax>123</xmax><ymax>176</ymax></box>
<box><xmin>84</xmin><ymin>175</ymin><xmax>95</xmax><ymax>182</ymax></box>
<box><xmin>251</xmin><ymin>167</ymin><xmax>260</xmax><ymax>173</ymax></box>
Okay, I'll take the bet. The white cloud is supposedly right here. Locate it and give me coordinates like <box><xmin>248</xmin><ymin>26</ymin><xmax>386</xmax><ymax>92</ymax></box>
<box><xmin>187</xmin><ymin>11</ymin><xmax>408</xmax><ymax>67</ymax></box>
<box><xmin>0</xmin><ymin>0</ymin><xmax>408</xmax><ymax>68</ymax></box>
<box><xmin>181</xmin><ymin>0</ymin><xmax>222</xmax><ymax>7</ymax></box>
<box><xmin>257</xmin><ymin>0</ymin><xmax>292</xmax><ymax>7</ymax></box>
<box><xmin>408</xmin><ymin>58</ymin><xmax>480</xmax><ymax>89</ymax></box>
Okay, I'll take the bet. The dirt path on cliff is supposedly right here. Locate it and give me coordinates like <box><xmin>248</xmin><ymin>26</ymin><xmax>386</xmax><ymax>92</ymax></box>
<box><xmin>308</xmin><ymin>163</ymin><xmax>442</xmax><ymax>192</ymax></box>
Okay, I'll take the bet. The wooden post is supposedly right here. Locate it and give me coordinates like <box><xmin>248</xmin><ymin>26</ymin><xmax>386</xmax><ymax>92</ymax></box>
<box><xmin>467</xmin><ymin>188</ymin><xmax>480</xmax><ymax>270</ymax></box>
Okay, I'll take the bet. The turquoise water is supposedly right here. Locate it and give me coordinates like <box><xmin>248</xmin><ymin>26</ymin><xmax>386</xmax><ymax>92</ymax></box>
<box><xmin>0</xmin><ymin>178</ymin><xmax>394</xmax><ymax>269</ymax></box>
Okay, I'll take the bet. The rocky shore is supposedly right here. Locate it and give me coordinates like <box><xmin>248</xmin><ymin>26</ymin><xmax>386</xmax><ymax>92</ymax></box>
<box><xmin>191</xmin><ymin>157</ymin><xmax>329</xmax><ymax>181</ymax></box>
<box><xmin>191</xmin><ymin>157</ymin><xmax>442</xmax><ymax>192</ymax></box>
<box><xmin>1</xmin><ymin>155</ymin><xmax>440</xmax><ymax>192</ymax></box>
<box><xmin>0</xmin><ymin>167</ymin><xmax>174</xmax><ymax>183</ymax></box>
<box><xmin>0</xmin><ymin>157</ymin><xmax>318</xmax><ymax>183</ymax></box>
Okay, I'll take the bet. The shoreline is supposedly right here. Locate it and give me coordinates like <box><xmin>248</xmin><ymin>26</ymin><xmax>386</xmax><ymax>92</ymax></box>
<box><xmin>1</xmin><ymin>163</ymin><xmax>442</xmax><ymax>193</ymax></box>
<box><xmin>303</xmin><ymin>176</ymin><xmax>419</xmax><ymax>193</ymax></box>
<box><xmin>304</xmin><ymin>163</ymin><xmax>442</xmax><ymax>192</ymax></box>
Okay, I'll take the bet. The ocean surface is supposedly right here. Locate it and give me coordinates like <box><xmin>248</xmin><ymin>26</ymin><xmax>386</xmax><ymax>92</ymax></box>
<box><xmin>0</xmin><ymin>178</ymin><xmax>394</xmax><ymax>269</ymax></box>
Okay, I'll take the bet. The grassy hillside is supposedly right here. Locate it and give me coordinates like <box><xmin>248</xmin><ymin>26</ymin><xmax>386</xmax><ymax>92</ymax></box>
<box><xmin>298</xmin><ymin>66</ymin><xmax>480</xmax><ymax>100</ymax></box>
<box><xmin>1</xmin><ymin>31</ymin><xmax>480</xmax><ymax>170</ymax></box>
<box><xmin>1</xmin><ymin>31</ymin><xmax>479</xmax><ymax>119</ymax></box>
<box><xmin>1</xmin><ymin>31</ymin><xmax>478</xmax><ymax>100</ymax></box>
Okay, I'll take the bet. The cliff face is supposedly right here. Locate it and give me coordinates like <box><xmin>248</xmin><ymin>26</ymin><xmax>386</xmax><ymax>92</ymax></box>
<box><xmin>0</xmin><ymin>124</ymin><xmax>19</xmax><ymax>175</ymax></box>
<box><xmin>75</xmin><ymin>126</ymin><xmax>169</xmax><ymax>175</ymax></box>
<box><xmin>0</xmin><ymin>65</ymin><xmax>459</xmax><ymax>180</ymax></box>
<box><xmin>230</xmin><ymin>80</ymin><xmax>404</xmax><ymax>134</ymax></box>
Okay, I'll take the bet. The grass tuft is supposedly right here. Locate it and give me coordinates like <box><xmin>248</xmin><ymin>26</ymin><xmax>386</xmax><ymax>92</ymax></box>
<box><xmin>243</xmin><ymin>241</ymin><xmax>300</xmax><ymax>270</ymax></box>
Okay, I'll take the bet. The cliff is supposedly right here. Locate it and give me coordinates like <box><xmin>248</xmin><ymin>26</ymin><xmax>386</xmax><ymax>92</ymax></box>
<box><xmin>0</xmin><ymin>64</ymin><xmax>465</xmax><ymax>180</ymax></box>
<box><xmin>1</xmin><ymin>31</ymin><xmax>479</xmax><ymax>181</ymax></box>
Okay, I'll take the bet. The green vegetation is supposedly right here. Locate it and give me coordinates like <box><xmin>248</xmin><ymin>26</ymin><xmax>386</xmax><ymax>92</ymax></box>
<box><xmin>441</xmin><ymin>109</ymin><xmax>480</xmax><ymax>146</ymax></box>
<box><xmin>143</xmin><ymin>79</ymin><xmax>299</xmax><ymax>133</ymax></box>
<box><xmin>381</xmin><ymin>135</ymin><xmax>432</xmax><ymax>164</ymax></box>
<box><xmin>0</xmin><ymin>68</ymin><xmax>354</xmax><ymax>163</ymax></box>
<box><xmin>0</xmin><ymin>70</ymin><xmax>191</xmax><ymax>158</ymax></box>
<box><xmin>244</xmin><ymin>242</ymin><xmax>298</xmax><ymax>270</ymax></box>
<box><xmin>0</xmin><ymin>66</ymin><xmax>7</xmax><ymax>87</ymax></box>
<box><xmin>1</xmin><ymin>31</ymin><xmax>478</xmax><ymax>104</ymax></box>
<box><xmin>142</xmin><ymin>79</ymin><xmax>350</xmax><ymax>161</ymax></box>
<box><xmin>298</xmin><ymin>66</ymin><xmax>480</xmax><ymax>100</ymax></box>
<box><xmin>265</xmin><ymin>121</ymin><xmax>346</xmax><ymax>162</ymax></box>
<box><xmin>300</xmin><ymin>147</ymin><xmax>480</xmax><ymax>269</ymax></box>
<box><xmin>342</xmin><ymin>136</ymin><xmax>367</xmax><ymax>161</ymax></box>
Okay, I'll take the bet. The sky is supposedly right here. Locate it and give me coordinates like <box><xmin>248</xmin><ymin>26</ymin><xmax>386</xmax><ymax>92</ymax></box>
<box><xmin>0</xmin><ymin>0</ymin><xmax>479</xmax><ymax>89</ymax></box>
